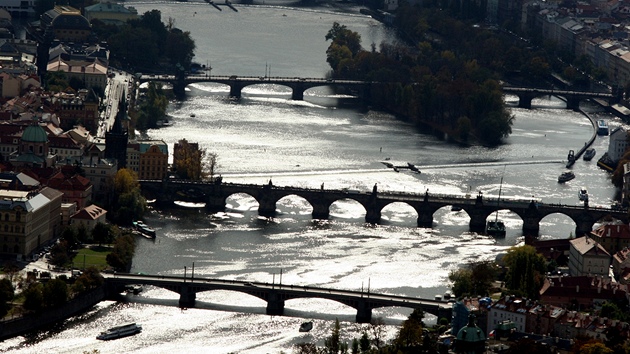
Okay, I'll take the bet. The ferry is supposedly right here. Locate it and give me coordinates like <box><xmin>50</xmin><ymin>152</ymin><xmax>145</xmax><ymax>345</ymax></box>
<box><xmin>96</xmin><ymin>323</ymin><xmax>142</xmax><ymax>340</ymax></box>
<box><xmin>597</xmin><ymin>120</ymin><xmax>609</xmax><ymax>135</ymax></box>
<box><xmin>133</xmin><ymin>221</ymin><xmax>156</xmax><ymax>238</ymax></box>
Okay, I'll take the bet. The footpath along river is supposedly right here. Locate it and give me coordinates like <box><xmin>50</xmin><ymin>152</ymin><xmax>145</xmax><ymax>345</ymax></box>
<box><xmin>0</xmin><ymin>1</ymin><xmax>624</xmax><ymax>353</ymax></box>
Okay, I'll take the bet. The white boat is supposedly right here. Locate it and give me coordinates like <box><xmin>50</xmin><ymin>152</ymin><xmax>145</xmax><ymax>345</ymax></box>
<box><xmin>578</xmin><ymin>187</ymin><xmax>589</xmax><ymax>202</ymax></box>
<box><xmin>299</xmin><ymin>321</ymin><xmax>313</xmax><ymax>332</ymax></box>
<box><xmin>133</xmin><ymin>221</ymin><xmax>156</xmax><ymax>238</ymax></box>
<box><xmin>96</xmin><ymin>323</ymin><xmax>142</xmax><ymax>340</ymax></box>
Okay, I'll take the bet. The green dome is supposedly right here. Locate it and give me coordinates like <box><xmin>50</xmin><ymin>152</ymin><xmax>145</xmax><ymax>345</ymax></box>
<box><xmin>22</xmin><ymin>125</ymin><xmax>48</xmax><ymax>143</ymax></box>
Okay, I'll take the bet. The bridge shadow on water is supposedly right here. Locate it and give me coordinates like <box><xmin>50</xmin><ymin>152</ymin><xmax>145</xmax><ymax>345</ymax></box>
<box><xmin>122</xmin><ymin>293</ymin><xmax>405</xmax><ymax>325</ymax></box>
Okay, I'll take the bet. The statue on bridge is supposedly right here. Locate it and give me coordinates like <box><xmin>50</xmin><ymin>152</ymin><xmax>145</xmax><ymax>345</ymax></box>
<box><xmin>372</xmin><ymin>183</ymin><xmax>378</xmax><ymax>195</ymax></box>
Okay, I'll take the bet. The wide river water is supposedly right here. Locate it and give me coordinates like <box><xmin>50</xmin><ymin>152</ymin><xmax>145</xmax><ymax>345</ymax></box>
<box><xmin>0</xmin><ymin>1</ymin><xmax>625</xmax><ymax>353</ymax></box>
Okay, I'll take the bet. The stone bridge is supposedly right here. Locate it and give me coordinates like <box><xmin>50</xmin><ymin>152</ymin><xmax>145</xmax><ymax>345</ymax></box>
<box><xmin>138</xmin><ymin>74</ymin><xmax>371</xmax><ymax>100</ymax></box>
<box><xmin>139</xmin><ymin>179</ymin><xmax>628</xmax><ymax>236</ymax></box>
<box><xmin>105</xmin><ymin>273</ymin><xmax>451</xmax><ymax>323</ymax></box>
<box><xmin>502</xmin><ymin>86</ymin><xmax>618</xmax><ymax>110</ymax></box>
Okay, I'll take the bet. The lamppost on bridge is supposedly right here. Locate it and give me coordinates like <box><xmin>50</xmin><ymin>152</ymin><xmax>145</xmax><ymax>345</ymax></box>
<box><xmin>184</xmin><ymin>266</ymin><xmax>187</xmax><ymax>283</ymax></box>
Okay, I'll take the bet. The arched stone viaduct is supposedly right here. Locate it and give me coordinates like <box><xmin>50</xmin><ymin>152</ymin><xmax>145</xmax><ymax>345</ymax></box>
<box><xmin>140</xmin><ymin>180</ymin><xmax>628</xmax><ymax>236</ymax></box>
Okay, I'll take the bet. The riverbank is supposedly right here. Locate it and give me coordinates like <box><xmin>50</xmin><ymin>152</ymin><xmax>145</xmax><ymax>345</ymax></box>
<box><xmin>0</xmin><ymin>287</ymin><xmax>106</xmax><ymax>341</ymax></box>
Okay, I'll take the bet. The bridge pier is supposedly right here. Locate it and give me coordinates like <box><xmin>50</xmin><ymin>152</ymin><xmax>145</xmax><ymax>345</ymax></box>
<box><xmin>566</xmin><ymin>96</ymin><xmax>581</xmax><ymax>111</ymax></box>
<box><xmin>291</xmin><ymin>89</ymin><xmax>304</xmax><ymax>100</ymax></box>
<box><xmin>205</xmin><ymin>194</ymin><xmax>226</xmax><ymax>211</ymax></box>
<box><xmin>179</xmin><ymin>285</ymin><xmax>196</xmax><ymax>308</ymax></box>
<box><xmin>356</xmin><ymin>300</ymin><xmax>372</xmax><ymax>323</ymax></box>
<box><xmin>258</xmin><ymin>199</ymin><xmax>276</xmax><ymax>217</ymax></box>
<box><xmin>522</xmin><ymin>217</ymin><xmax>540</xmax><ymax>236</ymax></box>
<box><xmin>365</xmin><ymin>209</ymin><xmax>381</xmax><ymax>224</ymax></box>
<box><xmin>468</xmin><ymin>212</ymin><xmax>487</xmax><ymax>233</ymax></box>
<box><xmin>229</xmin><ymin>82</ymin><xmax>244</xmax><ymax>99</ymax></box>
<box><xmin>266</xmin><ymin>292</ymin><xmax>285</xmax><ymax>316</ymax></box>
<box><xmin>517</xmin><ymin>94</ymin><xmax>533</xmax><ymax>109</ymax></box>
<box><xmin>417</xmin><ymin>211</ymin><xmax>433</xmax><ymax>228</ymax></box>
<box><xmin>312</xmin><ymin>204</ymin><xmax>330</xmax><ymax>219</ymax></box>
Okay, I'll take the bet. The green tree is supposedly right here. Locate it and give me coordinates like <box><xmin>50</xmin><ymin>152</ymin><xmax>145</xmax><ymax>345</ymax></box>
<box><xmin>393</xmin><ymin>308</ymin><xmax>424</xmax><ymax>351</ymax></box>
<box><xmin>22</xmin><ymin>283</ymin><xmax>44</xmax><ymax>312</ymax></box>
<box><xmin>579</xmin><ymin>342</ymin><xmax>614</xmax><ymax>354</ymax></box>
<box><xmin>49</xmin><ymin>241</ymin><xmax>70</xmax><ymax>268</ymax></box>
<box><xmin>325</xmin><ymin>22</ymin><xmax>362</xmax><ymax>56</ymax></box>
<box><xmin>106</xmin><ymin>234</ymin><xmax>136</xmax><ymax>272</ymax></box>
<box><xmin>110</xmin><ymin>169</ymin><xmax>146</xmax><ymax>225</ymax></box>
<box><xmin>165</xmin><ymin>28</ymin><xmax>196</xmax><ymax>69</ymax></box>
<box><xmin>359</xmin><ymin>332</ymin><xmax>370</xmax><ymax>353</ymax></box>
<box><xmin>0</xmin><ymin>278</ymin><xmax>14</xmax><ymax>318</ymax></box>
<box><xmin>45</xmin><ymin>71</ymin><xmax>69</xmax><ymax>92</ymax></box>
<box><xmin>92</xmin><ymin>222</ymin><xmax>113</xmax><ymax>246</ymax></box>
<box><xmin>449</xmin><ymin>267</ymin><xmax>473</xmax><ymax>297</ymax></box>
<box><xmin>173</xmin><ymin>139</ymin><xmax>208</xmax><ymax>180</ymax></box>
<box><xmin>42</xmin><ymin>279</ymin><xmax>68</xmax><ymax>307</ymax></box>
<box><xmin>503</xmin><ymin>245</ymin><xmax>547</xmax><ymax>299</ymax></box>
<box><xmin>599</xmin><ymin>302</ymin><xmax>629</xmax><ymax>322</ymax></box>
<box><xmin>324</xmin><ymin>318</ymin><xmax>341</xmax><ymax>353</ymax></box>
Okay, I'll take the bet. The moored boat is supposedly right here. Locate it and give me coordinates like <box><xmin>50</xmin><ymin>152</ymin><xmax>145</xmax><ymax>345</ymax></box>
<box><xmin>485</xmin><ymin>220</ymin><xmax>506</xmax><ymax>238</ymax></box>
<box><xmin>583</xmin><ymin>148</ymin><xmax>596</xmax><ymax>161</ymax></box>
<box><xmin>597</xmin><ymin>119</ymin><xmax>609</xmax><ymax>135</ymax></box>
<box><xmin>558</xmin><ymin>171</ymin><xmax>575</xmax><ymax>183</ymax></box>
<box><xmin>299</xmin><ymin>321</ymin><xmax>313</xmax><ymax>332</ymax></box>
<box><xmin>97</xmin><ymin>323</ymin><xmax>142</xmax><ymax>340</ymax></box>
<box><xmin>133</xmin><ymin>221</ymin><xmax>156</xmax><ymax>238</ymax></box>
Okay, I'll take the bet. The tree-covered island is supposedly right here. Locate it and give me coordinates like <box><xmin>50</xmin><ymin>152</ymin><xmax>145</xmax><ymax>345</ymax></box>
<box><xmin>325</xmin><ymin>10</ymin><xmax>522</xmax><ymax>146</ymax></box>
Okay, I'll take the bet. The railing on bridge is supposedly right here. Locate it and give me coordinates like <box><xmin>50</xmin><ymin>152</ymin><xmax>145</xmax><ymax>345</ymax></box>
<box><xmin>106</xmin><ymin>273</ymin><xmax>450</xmax><ymax>323</ymax></box>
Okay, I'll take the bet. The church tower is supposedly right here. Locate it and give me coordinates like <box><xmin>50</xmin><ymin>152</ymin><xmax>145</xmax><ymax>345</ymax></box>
<box><xmin>105</xmin><ymin>97</ymin><xmax>129</xmax><ymax>169</ymax></box>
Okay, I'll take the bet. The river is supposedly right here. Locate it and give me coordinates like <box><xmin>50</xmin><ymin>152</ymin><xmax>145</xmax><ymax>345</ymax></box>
<box><xmin>0</xmin><ymin>1</ymin><xmax>623</xmax><ymax>353</ymax></box>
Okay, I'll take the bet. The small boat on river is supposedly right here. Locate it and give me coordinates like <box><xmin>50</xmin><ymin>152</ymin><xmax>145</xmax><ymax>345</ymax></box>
<box><xmin>133</xmin><ymin>221</ymin><xmax>156</xmax><ymax>238</ymax></box>
<box><xmin>583</xmin><ymin>148</ymin><xmax>596</xmax><ymax>161</ymax></box>
<box><xmin>97</xmin><ymin>323</ymin><xmax>142</xmax><ymax>340</ymax></box>
<box><xmin>299</xmin><ymin>321</ymin><xmax>313</xmax><ymax>332</ymax></box>
<box><xmin>558</xmin><ymin>171</ymin><xmax>575</xmax><ymax>183</ymax></box>
<box><xmin>486</xmin><ymin>220</ymin><xmax>506</xmax><ymax>238</ymax></box>
<box><xmin>578</xmin><ymin>187</ymin><xmax>589</xmax><ymax>202</ymax></box>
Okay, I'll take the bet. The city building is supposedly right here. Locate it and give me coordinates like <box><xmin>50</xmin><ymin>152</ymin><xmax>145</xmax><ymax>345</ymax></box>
<box><xmin>569</xmin><ymin>236</ymin><xmax>611</xmax><ymax>277</ymax></box>
<box><xmin>44</xmin><ymin>167</ymin><xmax>92</xmax><ymax>209</ymax></box>
<box><xmin>84</xmin><ymin>2</ymin><xmax>138</xmax><ymax>26</ymax></box>
<box><xmin>0</xmin><ymin>187</ymin><xmax>62</xmax><ymax>260</ymax></box>
<box><xmin>0</xmin><ymin>0</ymin><xmax>36</xmax><ymax>18</ymax></box>
<box><xmin>589</xmin><ymin>223</ymin><xmax>630</xmax><ymax>256</ymax></box>
<box><xmin>70</xmin><ymin>204</ymin><xmax>106</xmax><ymax>232</ymax></box>
<box><xmin>539</xmin><ymin>276</ymin><xmax>628</xmax><ymax>310</ymax></box>
<box><xmin>608</xmin><ymin>127</ymin><xmax>628</xmax><ymax>163</ymax></box>
<box><xmin>38</xmin><ymin>6</ymin><xmax>92</xmax><ymax>43</ymax></box>
<box><xmin>487</xmin><ymin>296</ymin><xmax>531</xmax><ymax>333</ymax></box>
<box><xmin>46</xmin><ymin>56</ymin><xmax>107</xmax><ymax>91</ymax></box>
<box><xmin>127</xmin><ymin>140</ymin><xmax>168</xmax><ymax>180</ymax></box>
<box><xmin>46</xmin><ymin>89</ymin><xmax>100</xmax><ymax>132</ymax></box>
<box><xmin>612</xmin><ymin>247</ymin><xmax>630</xmax><ymax>284</ymax></box>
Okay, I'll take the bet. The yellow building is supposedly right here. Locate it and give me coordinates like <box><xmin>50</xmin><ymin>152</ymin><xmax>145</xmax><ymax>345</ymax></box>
<box><xmin>127</xmin><ymin>140</ymin><xmax>168</xmax><ymax>180</ymax></box>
